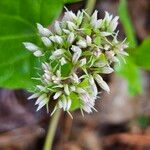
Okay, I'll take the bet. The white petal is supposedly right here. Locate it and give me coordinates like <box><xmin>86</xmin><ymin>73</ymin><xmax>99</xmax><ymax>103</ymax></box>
<box><xmin>86</xmin><ymin>35</ymin><xmax>92</xmax><ymax>46</ymax></box>
<box><xmin>95</xmin><ymin>74</ymin><xmax>110</xmax><ymax>93</ymax></box>
<box><xmin>71</xmin><ymin>45</ymin><xmax>81</xmax><ymax>52</ymax></box>
<box><xmin>109</xmin><ymin>16</ymin><xmax>119</xmax><ymax>32</ymax></box>
<box><xmin>60</xmin><ymin>57</ymin><xmax>67</xmax><ymax>65</ymax></box>
<box><xmin>28</xmin><ymin>93</ymin><xmax>39</xmax><ymax>100</ymax></box>
<box><xmin>70</xmin><ymin>85</ymin><xmax>76</xmax><ymax>92</ymax></box>
<box><xmin>54</xmin><ymin>21</ymin><xmax>62</xmax><ymax>35</ymax></box>
<box><xmin>91</xmin><ymin>10</ymin><xmax>98</xmax><ymax>24</ymax></box>
<box><xmin>80</xmin><ymin>58</ymin><xmax>86</xmax><ymax>66</ymax></box>
<box><xmin>72</xmin><ymin>49</ymin><xmax>82</xmax><ymax>63</ymax></box>
<box><xmin>100</xmin><ymin>32</ymin><xmax>112</xmax><ymax>36</ymax></box>
<box><xmin>37</xmin><ymin>23</ymin><xmax>52</xmax><ymax>37</ymax></box>
<box><xmin>51</xmin><ymin>49</ymin><xmax>63</xmax><ymax>59</ymax></box>
<box><xmin>83</xmin><ymin>105</ymin><xmax>92</xmax><ymax>113</ymax></box>
<box><xmin>64</xmin><ymin>84</ymin><xmax>70</xmax><ymax>96</ymax></box>
<box><xmin>101</xmin><ymin>66</ymin><xmax>114</xmax><ymax>74</ymax></box>
<box><xmin>23</xmin><ymin>42</ymin><xmax>38</xmax><ymax>52</ymax></box>
<box><xmin>41</xmin><ymin>37</ymin><xmax>52</xmax><ymax>47</ymax></box>
<box><xmin>37</xmin><ymin>85</ymin><xmax>45</xmax><ymax>91</ymax></box>
<box><xmin>62</xmin><ymin>97</ymin><xmax>67</xmax><ymax>111</ymax></box>
<box><xmin>76</xmin><ymin>39</ymin><xmax>87</xmax><ymax>48</ymax></box>
<box><xmin>66</xmin><ymin>21</ymin><xmax>76</xmax><ymax>31</ymax></box>
<box><xmin>71</xmin><ymin>73</ymin><xmax>79</xmax><ymax>83</ymax></box>
<box><xmin>36</xmin><ymin>97</ymin><xmax>49</xmax><ymax>111</ymax></box>
<box><xmin>33</xmin><ymin>50</ymin><xmax>43</xmax><ymax>57</ymax></box>
<box><xmin>67</xmin><ymin>32</ymin><xmax>75</xmax><ymax>44</ymax></box>
<box><xmin>53</xmin><ymin>91</ymin><xmax>62</xmax><ymax>100</ymax></box>
<box><xmin>42</xmin><ymin>62</ymin><xmax>50</xmax><ymax>71</ymax></box>
<box><xmin>62</xmin><ymin>29</ymin><xmax>70</xmax><ymax>34</ymax></box>
<box><xmin>89</xmin><ymin>76</ymin><xmax>98</xmax><ymax>98</ymax></box>
<box><xmin>35</xmin><ymin>93</ymin><xmax>47</xmax><ymax>105</ymax></box>
<box><xmin>67</xmin><ymin>98</ymin><xmax>72</xmax><ymax>110</ymax></box>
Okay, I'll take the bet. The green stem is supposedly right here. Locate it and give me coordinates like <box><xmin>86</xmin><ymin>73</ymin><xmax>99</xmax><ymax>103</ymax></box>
<box><xmin>43</xmin><ymin>110</ymin><xmax>61</xmax><ymax>150</ymax></box>
<box><xmin>85</xmin><ymin>0</ymin><xmax>96</xmax><ymax>15</ymax></box>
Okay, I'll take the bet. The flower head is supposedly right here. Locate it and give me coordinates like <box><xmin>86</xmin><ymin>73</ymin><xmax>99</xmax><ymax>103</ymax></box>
<box><xmin>24</xmin><ymin>9</ymin><xmax>128</xmax><ymax>117</ymax></box>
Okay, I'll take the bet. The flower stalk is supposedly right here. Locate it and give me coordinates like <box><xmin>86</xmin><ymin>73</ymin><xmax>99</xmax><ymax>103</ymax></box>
<box><xmin>43</xmin><ymin>110</ymin><xmax>61</xmax><ymax>150</ymax></box>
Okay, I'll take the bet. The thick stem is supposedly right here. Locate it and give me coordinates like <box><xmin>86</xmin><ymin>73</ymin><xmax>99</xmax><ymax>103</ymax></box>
<box><xmin>43</xmin><ymin>110</ymin><xmax>61</xmax><ymax>150</ymax></box>
<box><xmin>85</xmin><ymin>0</ymin><xmax>96</xmax><ymax>15</ymax></box>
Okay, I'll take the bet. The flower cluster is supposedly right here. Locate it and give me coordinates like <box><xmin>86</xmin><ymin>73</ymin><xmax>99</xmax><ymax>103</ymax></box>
<box><xmin>23</xmin><ymin>9</ymin><xmax>128</xmax><ymax>117</ymax></box>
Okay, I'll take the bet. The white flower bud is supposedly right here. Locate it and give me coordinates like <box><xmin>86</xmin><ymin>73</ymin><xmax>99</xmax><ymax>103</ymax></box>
<box><xmin>104</xmin><ymin>11</ymin><xmax>113</xmax><ymax>23</ymax></box>
<box><xmin>37</xmin><ymin>23</ymin><xmax>52</xmax><ymax>37</ymax></box>
<box><xmin>63</xmin><ymin>10</ymin><xmax>77</xmax><ymax>21</ymax></box>
<box><xmin>86</xmin><ymin>35</ymin><xmax>92</xmax><ymax>46</ymax></box>
<box><xmin>33</xmin><ymin>50</ymin><xmax>43</xmax><ymax>57</ymax></box>
<box><xmin>72</xmin><ymin>49</ymin><xmax>82</xmax><ymax>63</ymax></box>
<box><xmin>71</xmin><ymin>45</ymin><xmax>81</xmax><ymax>52</ymax></box>
<box><xmin>89</xmin><ymin>76</ymin><xmax>98</xmax><ymax>99</ymax></box>
<box><xmin>109</xmin><ymin>16</ymin><xmax>119</xmax><ymax>32</ymax></box>
<box><xmin>36</xmin><ymin>97</ymin><xmax>49</xmax><ymax>111</ymax></box>
<box><xmin>54</xmin><ymin>21</ymin><xmax>62</xmax><ymax>35</ymax></box>
<box><xmin>101</xmin><ymin>66</ymin><xmax>114</xmax><ymax>74</ymax></box>
<box><xmin>64</xmin><ymin>84</ymin><xmax>70</xmax><ymax>95</ymax></box>
<box><xmin>53</xmin><ymin>91</ymin><xmax>62</xmax><ymax>100</ymax></box>
<box><xmin>67</xmin><ymin>97</ymin><xmax>72</xmax><ymax>110</ymax></box>
<box><xmin>41</xmin><ymin>37</ymin><xmax>52</xmax><ymax>47</ymax></box>
<box><xmin>51</xmin><ymin>49</ymin><xmax>63</xmax><ymax>59</ymax></box>
<box><xmin>91</xmin><ymin>10</ymin><xmax>98</xmax><ymax>24</ymax></box>
<box><xmin>71</xmin><ymin>73</ymin><xmax>80</xmax><ymax>83</ymax></box>
<box><xmin>100</xmin><ymin>32</ymin><xmax>112</xmax><ymax>36</ymax></box>
<box><xmin>44</xmin><ymin>72</ymin><xmax>51</xmax><ymax>80</ymax></box>
<box><xmin>42</xmin><ymin>62</ymin><xmax>50</xmax><ymax>71</ymax></box>
<box><xmin>90</xmin><ymin>10</ymin><xmax>102</xmax><ymax>29</ymax></box>
<box><xmin>83</xmin><ymin>105</ymin><xmax>92</xmax><ymax>113</ymax></box>
<box><xmin>36</xmin><ymin>85</ymin><xmax>45</xmax><ymax>91</ymax></box>
<box><xmin>60</xmin><ymin>57</ymin><xmax>67</xmax><ymax>65</ymax></box>
<box><xmin>94</xmin><ymin>74</ymin><xmax>110</xmax><ymax>93</ymax></box>
<box><xmin>76</xmin><ymin>39</ymin><xmax>87</xmax><ymax>48</ymax></box>
<box><xmin>28</xmin><ymin>93</ymin><xmax>40</xmax><ymax>100</ymax></box>
<box><xmin>104</xmin><ymin>44</ymin><xmax>110</xmax><ymax>51</ymax></box>
<box><xmin>80</xmin><ymin>58</ymin><xmax>86</xmax><ymax>66</ymax></box>
<box><xmin>67</xmin><ymin>21</ymin><xmax>76</xmax><ymax>31</ymax></box>
<box><xmin>67</xmin><ymin>32</ymin><xmax>75</xmax><ymax>44</ymax></box>
<box><xmin>70</xmin><ymin>85</ymin><xmax>76</xmax><ymax>92</ymax></box>
<box><xmin>119</xmin><ymin>51</ymin><xmax>129</xmax><ymax>56</ymax></box>
<box><xmin>93</xmin><ymin>48</ymin><xmax>101</xmax><ymax>57</ymax></box>
<box><xmin>23</xmin><ymin>42</ymin><xmax>38</xmax><ymax>52</ymax></box>
<box><xmin>62</xmin><ymin>97</ymin><xmax>67</xmax><ymax>111</ymax></box>
<box><xmin>35</xmin><ymin>93</ymin><xmax>47</xmax><ymax>105</ymax></box>
<box><xmin>54</xmin><ymin>35</ymin><xmax>63</xmax><ymax>44</ymax></box>
<box><xmin>105</xmin><ymin>50</ymin><xmax>115</xmax><ymax>60</ymax></box>
<box><xmin>63</xmin><ymin>29</ymin><xmax>70</xmax><ymax>34</ymax></box>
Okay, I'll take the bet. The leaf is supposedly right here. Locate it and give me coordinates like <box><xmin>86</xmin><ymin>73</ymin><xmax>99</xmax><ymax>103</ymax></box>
<box><xmin>69</xmin><ymin>92</ymin><xmax>82</xmax><ymax>111</ymax></box>
<box><xmin>115</xmin><ymin>57</ymin><xmax>142</xmax><ymax>95</ymax></box>
<box><xmin>118</xmin><ymin>0</ymin><xmax>137</xmax><ymax>47</ymax></box>
<box><xmin>63</xmin><ymin>0</ymin><xmax>82</xmax><ymax>3</ymax></box>
<box><xmin>117</xmin><ymin>0</ymin><xmax>142</xmax><ymax>95</ymax></box>
<box><xmin>61</xmin><ymin>62</ymin><xmax>73</xmax><ymax>77</ymax></box>
<box><xmin>0</xmin><ymin>0</ymin><xmax>65</xmax><ymax>90</ymax></box>
<box><xmin>133</xmin><ymin>37</ymin><xmax>150</xmax><ymax>70</ymax></box>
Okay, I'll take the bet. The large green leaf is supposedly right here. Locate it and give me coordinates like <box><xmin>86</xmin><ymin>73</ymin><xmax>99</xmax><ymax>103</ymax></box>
<box><xmin>118</xmin><ymin>0</ymin><xmax>137</xmax><ymax>47</ymax></box>
<box><xmin>115</xmin><ymin>57</ymin><xmax>142</xmax><ymax>95</ymax></box>
<box><xmin>117</xmin><ymin>0</ymin><xmax>142</xmax><ymax>95</ymax></box>
<box><xmin>133</xmin><ymin>37</ymin><xmax>150</xmax><ymax>70</ymax></box>
<box><xmin>0</xmin><ymin>0</ymin><xmax>65</xmax><ymax>90</ymax></box>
